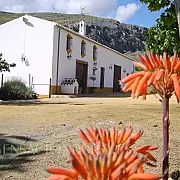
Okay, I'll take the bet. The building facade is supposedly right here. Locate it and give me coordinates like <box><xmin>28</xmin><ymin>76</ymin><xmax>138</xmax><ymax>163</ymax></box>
<box><xmin>0</xmin><ymin>15</ymin><xmax>134</xmax><ymax>95</ymax></box>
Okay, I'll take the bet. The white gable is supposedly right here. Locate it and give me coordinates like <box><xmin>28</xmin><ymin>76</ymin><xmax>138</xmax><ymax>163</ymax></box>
<box><xmin>0</xmin><ymin>15</ymin><xmax>56</xmax><ymax>94</ymax></box>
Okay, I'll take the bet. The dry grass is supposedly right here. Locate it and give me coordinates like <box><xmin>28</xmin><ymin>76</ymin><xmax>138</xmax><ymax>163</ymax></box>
<box><xmin>0</xmin><ymin>95</ymin><xmax>180</xmax><ymax>179</ymax></box>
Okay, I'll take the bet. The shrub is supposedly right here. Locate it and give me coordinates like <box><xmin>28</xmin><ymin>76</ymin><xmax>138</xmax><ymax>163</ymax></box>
<box><xmin>46</xmin><ymin>126</ymin><xmax>161</xmax><ymax>180</ymax></box>
<box><xmin>0</xmin><ymin>77</ymin><xmax>36</xmax><ymax>100</ymax></box>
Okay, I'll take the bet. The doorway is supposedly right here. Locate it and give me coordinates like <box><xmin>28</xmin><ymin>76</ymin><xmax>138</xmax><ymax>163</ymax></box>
<box><xmin>76</xmin><ymin>60</ymin><xmax>88</xmax><ymax>94</ymax></box>
<box><xmin>100</xmin><ymin>67</ymin><xmax>105</xmax><ymax>89</ymax></box>
<box><xmin>113</xmin><ymin>64</ymin><xmax>121</xmax><ymax>92</ymax></box>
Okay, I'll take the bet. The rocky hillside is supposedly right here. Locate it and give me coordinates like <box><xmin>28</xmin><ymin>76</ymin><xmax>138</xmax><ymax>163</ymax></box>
<box><xmin>0</xmin><ymin>12</ymin><xmax>148</xmax><ymax>56</ymax></box>
<box><xmin>64</xmin><ymin>20</ymin><xmax>147</xmax><ymax>54</ymax></box>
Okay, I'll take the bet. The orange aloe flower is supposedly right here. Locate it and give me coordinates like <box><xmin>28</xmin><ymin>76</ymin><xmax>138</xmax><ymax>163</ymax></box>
<box><xmin>79</xmin><ymin>125</ymin><xmax>158</xmax><ymax>167</ymax></box>
<box><xmin>47</xmin><ymin>126</ymin><xmax>161</xmax><ymax>180</ymax></box>
<box><xmin>120</xmin><ymin>52</ymin><xmax>180</xmax><ymax>101</ymax></box>
<box><xmin>120</xmin><ymin>52</ymin><xmax>180</xmax><ymax>180</ymax></box>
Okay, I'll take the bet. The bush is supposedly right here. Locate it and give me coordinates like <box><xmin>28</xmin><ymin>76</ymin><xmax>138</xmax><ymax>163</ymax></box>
<box><xmin>0</xmin><ymin>77</ymin><xmax>37</xmax><ymax>100</ymax></box>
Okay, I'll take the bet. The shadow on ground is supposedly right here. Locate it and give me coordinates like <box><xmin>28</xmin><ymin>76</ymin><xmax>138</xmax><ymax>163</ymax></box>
<box><xmin>0</xmin><ymin>133</ymin><xmax>46</xmax><ymax>172</ymax></box>
<box><xmin>54</xmin><ymin>92</ymin><xmax>131</xmax><ymax>98</ymax></box>
<box><xmin>0</xmin><ymin>92</ymin><xmax>131</xmax><ymax>106</ymax></box>
<box><xmin>0</xmin><ymin>101</ymin><xmax>73</xmax><ymax>106</ymax></box>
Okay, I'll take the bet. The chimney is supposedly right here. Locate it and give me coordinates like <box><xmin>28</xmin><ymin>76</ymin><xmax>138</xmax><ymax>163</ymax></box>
<box><xmin>79</xmin><ymin>21</ymin><xmax>86</xmax><ymax>36</ymax></box>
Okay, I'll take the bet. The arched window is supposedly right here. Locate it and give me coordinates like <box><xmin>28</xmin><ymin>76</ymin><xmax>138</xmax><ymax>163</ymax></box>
<box><xmin>81</xmin><ymin>40</ymin><xmax>86</xmax><ymax>58</ymax></box>
<box><xmin>93</xmin><ymin>45</ymin><xmax>98</xmax><ymax>61</ymax></box>
<box><xmin>66</xmin><ymin>34</ymin><xmax>73</xmax><ymax>54</ymax></box>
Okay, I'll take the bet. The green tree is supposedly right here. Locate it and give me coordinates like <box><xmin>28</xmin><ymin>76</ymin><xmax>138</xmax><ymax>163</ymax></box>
<box><xmin>140</xmin><ymin>1</ymin><xmax>180</xmax><ymax>35</ymax></box>
<box><xmin>140</xmin><ymin>0</ymin><xmax>180</xmax><ymax>55</ymax></box>
<box><xmin>140</xmin><ymin>0</ymin><xmax>172</xmax><ymax>11</ymax></box>
<box><xmin>0</xmin><ymin>53</ymin><xmax>16</xmax><ymax>72</ymax></box>
<box><xmin>146</xmin><ymin>4</ymin><xmax>180</xmax><ymax>55</ymax></box>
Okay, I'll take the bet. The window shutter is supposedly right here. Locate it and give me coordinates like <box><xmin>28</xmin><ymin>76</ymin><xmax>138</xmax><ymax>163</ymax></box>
<box><xmin>93</xmin><ymin>46</ymin><xmax>98</xmax><ymax>60</ymax></box>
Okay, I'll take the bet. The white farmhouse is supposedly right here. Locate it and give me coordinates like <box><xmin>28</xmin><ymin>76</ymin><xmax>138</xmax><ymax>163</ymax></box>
<box><xmin>0</xmin><ymin>15</ymin><xmax>134</xmax><ymax>96</ymax></box>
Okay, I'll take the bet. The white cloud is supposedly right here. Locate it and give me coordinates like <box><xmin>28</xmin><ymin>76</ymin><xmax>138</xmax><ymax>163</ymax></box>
<box><xmin>0</xmin><ymin>0</ymin><xmax>141</xmax><ymax>23</ymax></box>
<box><xmin>0</xmin><ymin>0</ymin><xmax>117</xmax><ymax>16</ymax></box>
<box><xmin>3</xmin><ymin>5</ymin><xmax>24</xmax><ymax>13</ymax></box>
<box><xmin>115</xmin><ymin>3</ymin><xmax>141</xmax><ymax>22</ymax></box>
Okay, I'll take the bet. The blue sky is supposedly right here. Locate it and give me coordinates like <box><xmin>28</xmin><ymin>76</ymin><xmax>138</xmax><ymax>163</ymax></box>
<box><xmin>0</xmin><ymin>0</ymin><xmax>163</xmax><ymax>28</ymax></box>
<box><xmin>116</xmin><ymin>0</ymin><xmax>162</xmax><ymax>27</ymax></box>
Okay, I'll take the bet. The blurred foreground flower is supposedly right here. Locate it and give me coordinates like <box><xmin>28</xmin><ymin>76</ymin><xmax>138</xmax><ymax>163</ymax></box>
<box><xmin>120</xmin><ymin>52</ymin><xmax>180</xmax><ymax>180</ymax></box>
<box><xmin>47</xmin><ymin>126</ymin><xmax>161</xmax><ymax>180</ymax></box>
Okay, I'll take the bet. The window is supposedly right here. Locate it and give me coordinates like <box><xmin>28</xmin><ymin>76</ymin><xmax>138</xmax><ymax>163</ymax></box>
<box><xmin>93</xmin><ymin>45</ymin><xmax>98</xmax><ymax>61</ymax></box>
<box><xmin>66</xmin><ymin>34</ymin><xmax>73</xmax><ymax>54</ymax></box>
<box><xmin>100</xmin><ymin>67</ymin><xmax>105</xmax><ymax>89</ymax></box>
<box><xmin>81</xmin><ymin>40</ymin><xmax>86</xmax><ymax>58</ymax></box>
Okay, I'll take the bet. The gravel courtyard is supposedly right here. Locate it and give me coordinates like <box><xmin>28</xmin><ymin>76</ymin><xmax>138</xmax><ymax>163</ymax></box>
<box><xmin>0</xmin><ymin>95</ymin><xmax>179</xmax><ymax>180</ymax></box>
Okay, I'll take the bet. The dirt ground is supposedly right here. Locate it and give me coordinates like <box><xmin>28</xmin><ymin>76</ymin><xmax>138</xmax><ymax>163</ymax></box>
<box><xmin>0</xmin><ymin>95</ymin><xmax>179</xmax><ymax>180</ymax></box>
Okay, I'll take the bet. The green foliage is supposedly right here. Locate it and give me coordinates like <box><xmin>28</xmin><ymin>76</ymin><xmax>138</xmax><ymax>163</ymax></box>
<box><xmin>0</xmin><ymin>53</ymin><xmax>16</xmax><ymax>72</ymax></box>
<box><xmin>140</xmin><ymin>0</ymin><xmax>172</xmax><ymax>11</ymax></box>
<box><xmin>0</xmin><ymin>77</ymin><xmax>36</xmax><ymax>100</ymax></box>
<box><xmin>145</xmin><ymin>4</ymin><xmax>180</xmax><ymax>55</ymax></box>
<box><xmin>139</xmin><ymin>0</ymin><xmax>180</xmax><ymax>56</ymax></box>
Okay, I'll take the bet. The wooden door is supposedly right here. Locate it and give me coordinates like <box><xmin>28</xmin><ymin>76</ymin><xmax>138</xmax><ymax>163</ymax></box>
<box><xmin>76</xmin><ymin>60</ymin><xmax>88</xmax><ymax>94</ymax></box>
<box><xmin>113</xmin><ymin>65</ymin><xmax>121</xmax><ymax>92</ymax></box>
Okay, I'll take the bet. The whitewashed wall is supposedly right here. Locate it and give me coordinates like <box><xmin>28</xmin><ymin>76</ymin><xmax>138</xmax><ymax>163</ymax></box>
<box><xmin>53</xmin><ymin>27</ymin><xmax>133</xmax><ymax>89</ymax></box>
<box><xmin>0</xmin><ymin>15</ymin><xmax>55</xmax><ymax>94</ymax></box>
